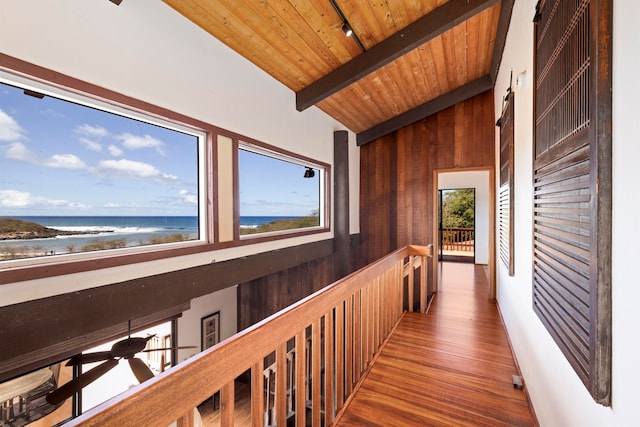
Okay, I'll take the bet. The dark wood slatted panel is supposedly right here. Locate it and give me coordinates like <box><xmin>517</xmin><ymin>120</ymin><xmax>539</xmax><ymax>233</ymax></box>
<box><xmin>499</xmin><ymin>91</ymin><xmax>515</xmax><ymax>275</ymax></box>
<box><xmin>358</xmin><ymin>91</ymin><xmax>494</xmax><ymax>267</ymax></box>
<box><xmin>336</xmin><ymin>263</ymin><xmax>535</xmax><ymax>426</ymax></box>
<box><xmin>532</xmin><ymin>0</ymin><xmax>611</xmax><ymax>404</ymax></box>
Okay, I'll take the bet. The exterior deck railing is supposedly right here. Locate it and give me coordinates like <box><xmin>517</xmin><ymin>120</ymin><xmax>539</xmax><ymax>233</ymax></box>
<box><xmin>441</xmin><ymin>227</ymin><xmax>474</xmax><ymax>253</ymax></box>
<box><xmin>65</xmin><ymin>245</ymin><xmax>433</xmax><ymax>427</ymax></box>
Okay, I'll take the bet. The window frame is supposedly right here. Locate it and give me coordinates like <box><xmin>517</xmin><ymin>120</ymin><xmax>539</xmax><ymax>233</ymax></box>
<box><xmin>0</xmin><ymin>53</ymin><xmax>332</xmax><ymax>285</ymax></box>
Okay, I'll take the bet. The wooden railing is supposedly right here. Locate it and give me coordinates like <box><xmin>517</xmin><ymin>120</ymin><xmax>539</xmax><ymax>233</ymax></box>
<box><xmin>441</xmin><ymin>227</ymin><xmax>474</xmax><ymax>252</ymax></box>
<box><xmin>65</xmin><ymin>245</ymin><xmax>433</xmax><ymax>427</ymax></box>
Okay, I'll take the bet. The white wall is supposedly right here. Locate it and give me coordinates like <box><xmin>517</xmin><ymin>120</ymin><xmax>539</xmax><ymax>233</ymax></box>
<box><xmin>495</xmin><ymin>0</ymin><xmax>640</xmax><ymax>425</ymax></box>
<box><xmin>177</xmin><ymin>286</ymin><xmax>237</xmax><ymax>362</ymax></box>
<box><xmin>0</xmin><ymin>0</ymin><xmax>360</xmax><ymax>306</ymax></box>
<box><xmin>438</xmin><ymin>171</ymin><xmax>490</xmax><ymax>264</ymax></box>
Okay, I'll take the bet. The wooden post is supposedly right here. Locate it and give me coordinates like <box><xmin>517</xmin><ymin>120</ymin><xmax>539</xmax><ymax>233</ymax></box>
<box><xmin>251</xmin><ymin>361</ymin><xmax>264</xmax><ymax>427</ymax></box>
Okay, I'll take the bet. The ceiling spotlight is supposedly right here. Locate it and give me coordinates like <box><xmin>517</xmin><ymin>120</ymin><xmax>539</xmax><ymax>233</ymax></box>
<box><xmin>342</xmin><ymin>23</ymin><xmax>353</xmax><ymax>37</ymax></box>
<box><xmin>304</xmin><ymin>167</ymin><xmax>315</xmax><ymax>178</ymax></box>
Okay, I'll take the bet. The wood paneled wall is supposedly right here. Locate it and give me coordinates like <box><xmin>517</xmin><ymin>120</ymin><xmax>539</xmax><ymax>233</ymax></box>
<box><xmin>359</xmin><ymin>91</ymin><xmax>495</xmax><ymax>266</ymax></box>
<box><xmin>237</xmin><ymin>255</ymin><xmax>334</xmax><ymax>330</ymax></box>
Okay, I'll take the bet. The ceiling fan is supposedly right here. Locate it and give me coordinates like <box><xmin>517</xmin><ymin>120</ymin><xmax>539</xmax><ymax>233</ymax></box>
<box><xmin>46</xmin><ymin>329</ymin><xmax>195</xmax><ymax>406</ymax></box>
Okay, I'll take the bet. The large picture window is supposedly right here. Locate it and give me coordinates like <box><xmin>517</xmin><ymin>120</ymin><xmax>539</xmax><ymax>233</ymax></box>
<box><xmin>0</xmin><ymin>73</ymin><xmax>204</xmax><ymax>262</ymax></box>
<box><xmin>239</xmin><ymin>145</ymin><xmax>324</xmax><ymax>237</ymax></box>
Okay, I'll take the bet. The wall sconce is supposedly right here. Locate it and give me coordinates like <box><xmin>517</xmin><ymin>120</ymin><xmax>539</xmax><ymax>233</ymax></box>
<box><xmin>304</xmin><ymin>167</ymin><xmax>315</xmax><ymax>178</ymax></box>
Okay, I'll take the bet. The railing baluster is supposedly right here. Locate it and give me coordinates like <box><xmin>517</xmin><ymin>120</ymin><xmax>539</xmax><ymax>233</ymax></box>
<box><xmin>220</xmin><ymin>381</ymin><xmax>234</xmax><ymax>427</ymax></box>
<box><xmin>251</xmin><ymin>361</ymin><xmax>264</xmax><ymax>427</ymax></box>
<box><xmin>325</xmin><ymin>309</ymin><xmax>335</xmax><ymax>425</ymax></box>
<box><xmin>381</xmin><ymin>270</ymin><xmax>387</xmax><ymax>336</ymax></box>
<box><xmin>295</xmin><ymin>331</ymin><xmax>306</xmax><ymax>427</ymax></box>
<box><xmin>176</xmin><ymin>409</ymin><xmax>194</xmax><ymax>427</ymax></box>
<box><xmin>395</xmin><ymin>262</ymin><xmax>402</xmax><ymax>321</ymax></box>
<box><xmin>345</xmin><ymin>295</ymin><xmax>353</xmax><ymax>396</ymax></box>
<box><xmin>410</xmin><ymin>255</ymin><xmax>415</xmax><ymax>312</ymax></box>
<box><xmin>374</xmin><ymin>276</ymin><xmax>380</xmax><ymax>352</ymax></box>
<box><xmin>354</xmin><ymin>290</ymin><xmax>362</xmax><ymax>381</ymax></box>
<box><xmin>275</xmin><ymin>344</ymin><xmax>287</xmax><ymax>426</ymax></box>
<box><xmin>336</xmin><ymin>301</ymin><xmax>345</xmax><ymax>411</ymax></box>
<box><xmin>420</xmin><ymin>255</ymin><xmax>427</xmax><ymax>313</ymax></box>
<box><xmin>312</xmin><ymin>319</ymin><xmax>322</xmax><ymax>426</ymax></box>
<box><xmin>361</xmin><ymin>284</ymin><xmax>370</xmax><ymax>369</ymax></box>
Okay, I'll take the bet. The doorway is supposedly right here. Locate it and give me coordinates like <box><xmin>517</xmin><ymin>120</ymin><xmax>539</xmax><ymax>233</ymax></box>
<box><xmin>433</xmin><ymin>168</ymin><xmax>495</xmax><ymax>298</ymax></box>
<box><xmin>438</xmin><ymin>188</ymin><xmax>475</xmax><ymax>263</ymax></box>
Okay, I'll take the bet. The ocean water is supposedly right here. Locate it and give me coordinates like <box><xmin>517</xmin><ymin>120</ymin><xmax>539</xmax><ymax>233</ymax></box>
<box><xmin>0</xmin><ymin>215</ymin><xmax>301</xmax><ymax>255</ymax></box>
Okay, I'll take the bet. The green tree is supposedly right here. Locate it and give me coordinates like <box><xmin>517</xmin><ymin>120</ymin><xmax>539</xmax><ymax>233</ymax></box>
<box><xmin>442</xmin><ymin>189</ymin><xmax>474</xmax><ymax>229</ymax></box>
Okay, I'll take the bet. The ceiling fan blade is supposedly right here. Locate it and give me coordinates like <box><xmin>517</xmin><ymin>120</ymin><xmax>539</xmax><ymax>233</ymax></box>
<box><xmin>128</xmin><ymin>357</ymin><xmax>154</xmax><ymax>383</ymax></box>
<box><xmin>66</xmin><ymin>351</ymin><xmax>114</xmax><ymax>366</ymax></box>
<box><xmin>141</xmin><ymin>345</ymin><xmax>197</xmax><ymax>352</ymax></box>
<box><xmin>46</xmin><ymin>358</ymin><xmax>118</xmax><ymax>406</ymax></box>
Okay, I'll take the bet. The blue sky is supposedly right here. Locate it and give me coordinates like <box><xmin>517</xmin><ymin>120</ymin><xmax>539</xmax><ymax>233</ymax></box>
<box><xmin>239</xmin><ymin>149</ymin><xmax>320</xmax><ymax>217</ymax></box>
<box><xmin>0</xmin><ymin>80</ymin><xmax>320</xmax><ymax>217</ymax></box>
<box><xmin>0</xmin><ymin>81</ymin><xmax>199</xmax><ymax>216</ymax></box>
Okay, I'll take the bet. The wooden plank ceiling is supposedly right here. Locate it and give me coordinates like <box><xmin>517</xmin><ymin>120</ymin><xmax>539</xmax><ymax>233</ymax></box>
<box><xmin>162</xmin><ymin>0</ymin><xmax>508</xmax><ymax>144</ymax></box>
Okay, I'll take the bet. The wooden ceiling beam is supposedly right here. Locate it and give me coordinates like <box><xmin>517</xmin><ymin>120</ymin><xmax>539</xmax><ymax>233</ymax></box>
<box><xmin>356</xmin><ymin>75</ymin><xmax>493</xmax><ymax>146</ymax></box>
<box><xmin>490</xmin><ymin>0</ymin><xmax>516</xmax><ymax>82</ymax></box>
<box><xmin>296</xmin><ymin>0</ymin><xmax>500</xmax><ymax>111</ymax></box>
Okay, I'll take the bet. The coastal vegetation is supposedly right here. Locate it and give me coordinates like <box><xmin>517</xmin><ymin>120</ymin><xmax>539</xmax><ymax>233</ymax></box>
<box><xmin>240</xmin><ymin>213</ymin><xmax>320</xmax><ymax>235</ymax></box>
<box><xmin>0</xmin><ymin>217</ymin><xmax>94</xmax><ymax>240</ymax></box>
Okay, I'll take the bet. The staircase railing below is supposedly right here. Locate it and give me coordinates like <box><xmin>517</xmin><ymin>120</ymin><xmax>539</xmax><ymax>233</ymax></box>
<box><xmin>65</xmin><ymin>244</ymin><xmax>433</xmax><ymax>427</ymax></box>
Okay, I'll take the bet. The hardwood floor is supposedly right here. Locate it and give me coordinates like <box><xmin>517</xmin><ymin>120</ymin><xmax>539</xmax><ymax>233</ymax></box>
<box><xmin>198</xmin><ymin>262</ymin><xmax>535</xmax><ymax>426</ymax></box>
<box><xmin>335</xmin><ymin>262</ymin><xmax>535</xmax><ymax>426</ymax></box>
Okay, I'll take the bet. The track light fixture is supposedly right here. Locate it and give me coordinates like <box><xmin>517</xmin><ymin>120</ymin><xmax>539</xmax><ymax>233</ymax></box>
<box><xmin>304</xmin><ymin>167</ymin><xmax>315</xmax><ymax>178</ymax></box>
<box><xmin>329</xmin><ymin>0</ymin><xmax>365</xmax><ymax>52</ymax></box>
<box><xmin>342</xmin><ymin>23</ymin><xmax>353</xmax><ymax>37</ymax></box>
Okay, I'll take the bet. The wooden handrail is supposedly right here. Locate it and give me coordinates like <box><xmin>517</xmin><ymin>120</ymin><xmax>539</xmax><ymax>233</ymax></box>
<box><xmin>65</xmin><ymin>245</ymin><xmax>431</xmax><ymax>426</ymax></box>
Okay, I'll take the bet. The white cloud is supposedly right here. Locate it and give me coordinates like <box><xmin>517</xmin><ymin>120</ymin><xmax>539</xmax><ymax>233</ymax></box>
<box><xmin>108</xmin><ymin>144</ymin><xmax>123</xmax><ymax>156</ymax></box>
<box><xmin>0</xmin><ymin>109</ymin><xmax>25</xmax><ymax>141</ymax></box>
<box><xmin>79</xmin><ymin>137</ymin><xmax>103</xmax><ymax>152</ymax></box>
<box><xmin>74</xmin><ymin>124</ymin><xmax>109</xmax><ymax>138</ymax></box>
<box><xmin>115</xmin><ymin>133</ymin><xmax>166</xmax><ymax>156</ymax></box>
<box><xmin>104</xmin><ymin>202</ymin><xmax>120</xmax><ymax>208</ymax></box>
<box><xmin>4</xmin><ymin>142</ymin><xmax>32</xmax><ymax>162</ymax></box>
<box><xmin>43</xmin><ymin>154</ymin><xmax>86</xmax><ymax>169</ymax></box>
<box><xmin>74</xmin><ymin>124</ymin><xmax>108</xmax><ymax>152</ymax></box>
<box><xmin>4</xmin><ymin>141</ymin><xmax>87</xmax><ymax>169</ymax></box>
<box><xmin>179</xmin><ymin>189</ymin><xmax>198</xmax><ymax>205</ymax></box>
<box><xmin>0</xmin><ymin>189</ymin><xmax>88</xmax><ymax>209</ymax></box>
<box><xmin>95</xmin><ymin>159</ymin><xmax>178</xmax><ymax>183</ymax></box>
